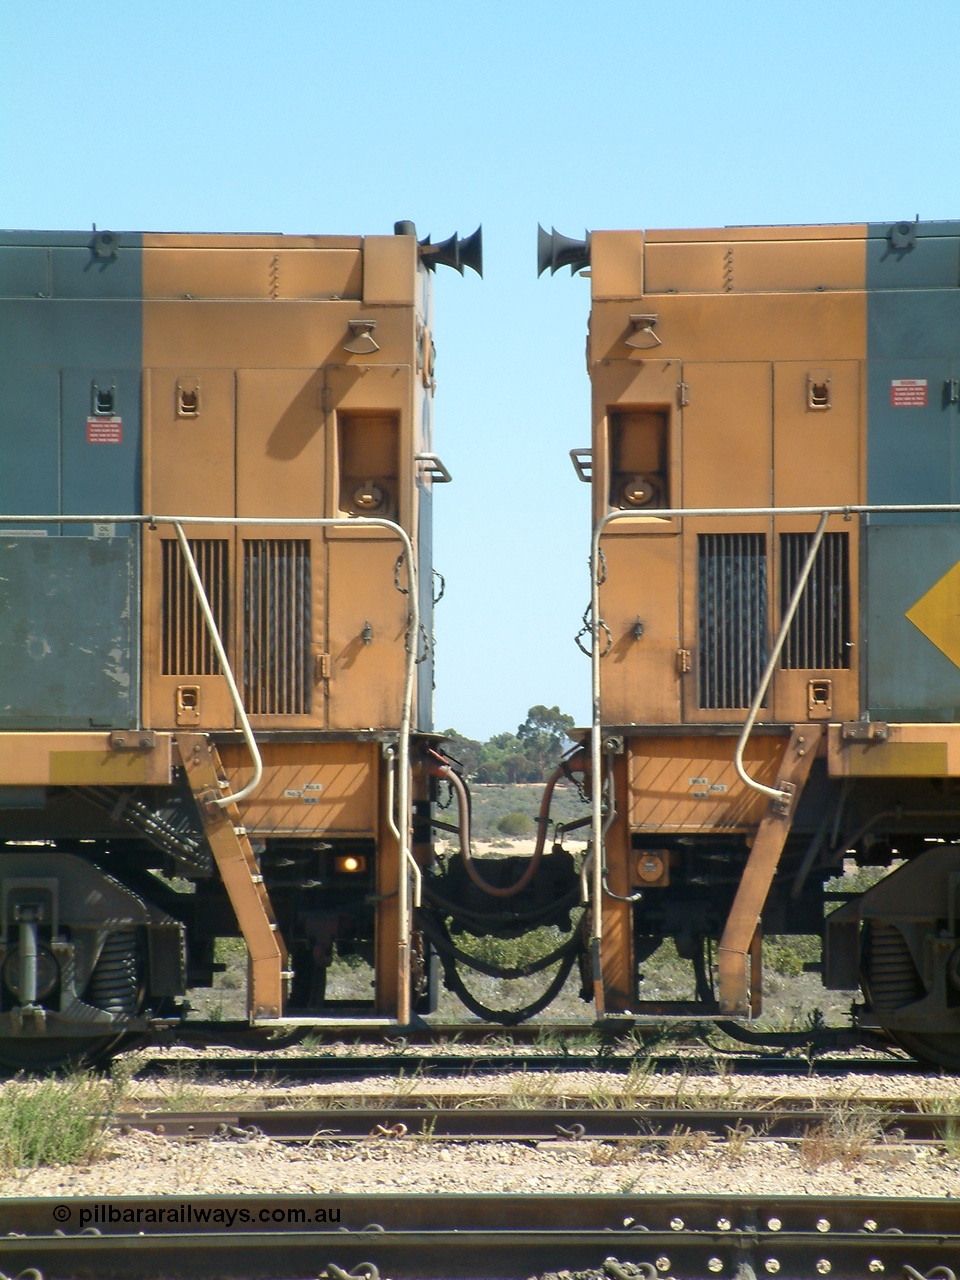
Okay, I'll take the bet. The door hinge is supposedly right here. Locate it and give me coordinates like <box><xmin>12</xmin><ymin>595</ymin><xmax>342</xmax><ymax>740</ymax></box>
<box><xmin>676</xmin><ymin>648</ymin><xmax>692</xmax><ymax>674</ymax></box>
<box><xmin>320</xmin><ymin>383</ymin><xmax>332</xmax><ymax>413</ymax></box>
<box><xmin>946</xmin><ymin>378</ymin><xmax>960</xmax><ymax>405</ymax></box>
<box><xmin>677</xmin><ymin>381</ymin><xmax>690</xmax><ymax>408</ymax></box>
<box><xmin>315</xmin><ymin>653</ymin><xmax>331</xmax><ymax>681</ymax></box>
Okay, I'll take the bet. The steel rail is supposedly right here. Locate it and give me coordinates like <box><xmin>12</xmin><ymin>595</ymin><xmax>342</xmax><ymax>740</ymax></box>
<box><xmin>112</xmin><ymin>1104</ymin><xmax>960</xmax><ymax>1143</ymax></box>
<box><xmin>135</xmin><ymin>1051</ymin><xmax>921</xmax><ymax>1080</ymax></box>
<box><xmin>3</xmin><ymin>1194</ymin><xmax>959</xmax><ymax>1280</ymax></box>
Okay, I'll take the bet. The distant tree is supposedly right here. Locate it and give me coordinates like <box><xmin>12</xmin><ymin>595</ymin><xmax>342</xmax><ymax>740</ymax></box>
<box><xmin>442</xmin><ymin>706</ymin><xmax>577</xmax><ymax>784</ymax></box>
<box><xmin>516</xmin><ymin>705</ymin><xmax>576</xmax><ymax>778</ymax></box>
<box><xmin>474</xmin><ymin>733</ymin><xmax>539</xmax><ymax>783</ymax></box>
<box><xmin>440</xmin><ymin>729</ymin><xmax>483</xmax><ymax>777</ymax></box>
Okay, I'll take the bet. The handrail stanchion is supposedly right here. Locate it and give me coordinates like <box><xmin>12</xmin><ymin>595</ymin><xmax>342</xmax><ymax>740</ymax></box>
<box><xmin>733</xmin><ymin>510</ymin><xmax>829</xmax><ymax>804</ymax></box>
<box><xmin>173</xmin><ymin>522</ymin><xmax>263</xmax><ymax>808</ymax></box>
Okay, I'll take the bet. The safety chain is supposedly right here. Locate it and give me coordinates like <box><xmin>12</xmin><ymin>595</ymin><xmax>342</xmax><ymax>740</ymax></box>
<box><xmin>393</xmin><ymin>551</ymin><xmax>409</xmax><ymax>595</ymax></box>
<box><xmin>575</xmin><ymin>602</ymin><xmax>612</xmax><ymax>658</ymax></box>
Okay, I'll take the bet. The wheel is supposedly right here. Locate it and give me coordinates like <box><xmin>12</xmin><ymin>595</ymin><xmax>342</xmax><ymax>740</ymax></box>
<box><xmin>864</xmin><ymin>920</ymin><xmax>960</xmax><ymax>1071</ymax></box>
<box><xmin>0</xmin><ymin>1034</ymin><xmax>126</xmax><ymax>1075</ymax></box>
<box><xmin>0</xmin><ymin>929</ymin><xmax>143</xmax><ymax>1075</ymax></box>
<box><xmin>886</xmin><ymin>1031</ymin><xmax>960</xmax><ymax>1072</ymax></box>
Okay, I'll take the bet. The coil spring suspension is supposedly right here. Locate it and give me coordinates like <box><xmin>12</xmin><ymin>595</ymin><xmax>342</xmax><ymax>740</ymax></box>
<box><xmin>867</xmin><ymin>920</ymin><xmax>923</xmax><ymax>1011</ymax></box>
<box><xmin>87</xmin><ymin>930</ymin><xmax>139</xmax><ymax>1017</ymax></box>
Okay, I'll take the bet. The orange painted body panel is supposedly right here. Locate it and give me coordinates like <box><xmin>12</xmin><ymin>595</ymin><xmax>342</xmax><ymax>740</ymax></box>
<box><xmin>143</xmin><ymin>368</ymin><xmax>236</xmax><ymax>516</ymax></box>
<box><xmin>0</xmin><ymin>732</ymin><xmax>173</xmax><ymax>786</ymax></box>
<box><xmin>236</xmin><ymin>369</ymin><xmax>326</xmax><ymax>519</ymax></box>
<box><xmin>219</xmin><ymin>740</ymin><xmax>378</xmax><ymax>835</ymax></box>
<box><xmin>141</xmin><ymin>247</ymin><xmax>362</xmax><ymax>301</ymax></box>
<box><xmin>644</xmin><ymin>236</ymin><xmax>865</xmax><ymax>295</ymax></box>
<box><xmin>680</xmin><ymin>362</ymin><xmax>772</xmax><ymax>510</ymax></box>
<box><xmin>772</xmin><ymin>361</ymin><xmax>862</xmax><ymax>508</ymax></box>
<box><xmin>589</xmin><ymin>224</ymin><xmax>868</xmax><ymax>733</ymax></box>
<box><xmin>590</xmin><ymin>293</ymin><xmax>866</xmax><ymax>366</ymax></box>
<box><xmin>139</xmin><ymin>235</ymin><xmax>423</xmax><ymax>742</ymax></box>
<box><xmin>626</xmin><ymin>734</ymin><xmax>786</xmax><ymax>832</ymax></box>
<box><xmin>826</xmin><ymin>724</ymin><xmax>960</xmax><ymax>777</ymax></box>
<box><xmin>326</xmin><ymin>532</ymin><xmax>408</xmax><ymax>731</ymax></box>
<box><xmin>361</xmin><ymin>235</ymin><xmax>419</xmax><ymax>305</ymax></box>
<box><xmin>598</xmin><ymin>532</ymin><xmax>682</xmax><ymax>724</ymax></box>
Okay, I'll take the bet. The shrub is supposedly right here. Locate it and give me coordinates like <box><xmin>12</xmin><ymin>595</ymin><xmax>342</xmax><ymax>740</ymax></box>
<box><xmin>0</xmin><ymin>1073</ymin><xmax>119</xmax><ymax>1168</ymax></box>
<box><xmin>496</xmin><ymin>812</ymin><xmax>535</xmax><ymax>838</ymax></box>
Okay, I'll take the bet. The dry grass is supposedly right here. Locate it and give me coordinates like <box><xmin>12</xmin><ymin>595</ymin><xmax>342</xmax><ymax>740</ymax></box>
<box><xmin>589</xmin><ymin>1138</ymin><xmax>645</xmax><ymax>1166</ymax></box>
<box><xmin>798</xmin><ymin>1104</ymin><xmax>887</xmax><ymax>1170</ymax></box>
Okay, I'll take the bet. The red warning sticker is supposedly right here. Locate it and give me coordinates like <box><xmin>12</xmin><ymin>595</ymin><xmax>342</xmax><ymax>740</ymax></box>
<box><xmin>86</xmin><ymin>416</ymin><xmax>123</xmax><ymax>443</ymax></box>
<box><xmin>891</xmin><ymin>379</ymin><xmax>928</xmax><ymax>407</ymax></box>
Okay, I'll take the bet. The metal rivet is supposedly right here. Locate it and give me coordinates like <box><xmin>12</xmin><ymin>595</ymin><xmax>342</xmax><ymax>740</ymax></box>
<box><xmin>708</xmin><ymin>1260</ymin><xmax>723</xmax><ymax>1274</ymax></box>
<box><xmin>767</xmin><ymin>1218</ymin><xmax>782</xmax><ymax>1232</ymax></box>
<box><xmin>764</xmin><ymin>1261</ymin><xmax>780</xmax><ymax>1275</ymax></box>
<box><xmin>656</xmin><ymin>1259</ymin><xmax>670</xmax><ymax>1273</ymax></box>
<box><xmin>717</xmin><ymin>1217</ymin><xmax>731</xmax><ymax>1231</ymax></box>
<box><xmin>868</xmin><ymin>1263</ymin><xmax>884</xmax><ymax>1275</ymax></box>
<box><xmin>816</xmin><ymin>1218</ymin><xmax>830</xmax><ymax>1233</ymax></box>
<box><xmin>863</xmin><ymin>1219</ymin><xmax>878</xmax><ymax>1232</ymax></box>
<box><xmin>816</xmin><ymin>1261</ymin><xmax>831</xmax><ymax>1275</ymax></box>
<box><xmin>670</xmin><ymin>1217</ymin><xmax>684</xmax><ymax>1231</ymax></box>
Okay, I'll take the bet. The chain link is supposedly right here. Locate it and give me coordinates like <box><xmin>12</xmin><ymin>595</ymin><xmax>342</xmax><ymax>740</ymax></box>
<box><xmin>393</xmin><ymin>551</ymin><xmax>409</xmax><ymax>595</ymax></box>
<box><xmin>575</xmin><ymin>603</ymin><xmax>612</xmax><ymax>657</ymax></box>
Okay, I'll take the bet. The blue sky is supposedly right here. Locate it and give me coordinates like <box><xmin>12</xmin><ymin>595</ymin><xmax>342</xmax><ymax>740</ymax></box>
<box><xmin>2</xmin><ymin>1</ymin><xmax>958</xmax><ymax>738</ymax></box>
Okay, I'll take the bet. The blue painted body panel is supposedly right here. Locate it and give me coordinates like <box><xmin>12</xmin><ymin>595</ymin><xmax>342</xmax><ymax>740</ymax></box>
<box><xmin>865</xmin><ymin>221</ymin><xmax>960</xmax><ymax>718</ymax></box>
<box><xmin>0</xmin><ymin>536</ymin><xmax>138</xmax><ymax>729</ymax></box>
<box><xmin>0</xmin><ymin>233</ymin><xmax>143</xmax><ymax>728</ymax></box>
<box><xmin>865</xmin><ymin>523</ymin><xmax>960</xmax><ymax>720</ymax></box>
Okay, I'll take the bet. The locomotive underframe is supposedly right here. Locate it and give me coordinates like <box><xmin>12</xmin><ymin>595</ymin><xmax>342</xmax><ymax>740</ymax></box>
<box><xmin>590</xmin><ymin>720</ymin><xmax>960</xmax><ymax>1066</ymax></box>
<box><xmin>0</xmin><ymin>728</ymin><xmax>444</xmax><ymax>1063</ymax></box>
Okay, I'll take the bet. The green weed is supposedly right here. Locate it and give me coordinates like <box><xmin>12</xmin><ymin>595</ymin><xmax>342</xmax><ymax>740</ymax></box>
<box><xmin>0</xmin><ymin>1072</ymin><xmax>120</xmax><ymax>1169</ymax></box>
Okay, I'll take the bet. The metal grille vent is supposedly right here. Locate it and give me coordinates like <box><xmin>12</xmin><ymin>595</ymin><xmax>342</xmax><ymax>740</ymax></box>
<box><xmin>161</xmin><ymin>539</ymin><xmax>228</xmax><ymax>676</ymax></box>
<box><xmin>780</xmin><ymin>532</ymin><xmax>850</xmax><ymax>669</ymax></box>
<box><xmin>698</xmin><ymin>533</ymin><xmax>767</xmax><ymax>709</ymax></box>
<box><xmin>243</xmin><ymin>539</ymin><xmax>311</xmax><ymax>716</ymax></box>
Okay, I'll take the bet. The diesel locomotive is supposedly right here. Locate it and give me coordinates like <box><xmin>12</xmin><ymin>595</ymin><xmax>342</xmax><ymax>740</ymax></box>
<box><xmin>0</xmin><ymin>222</ymin><xmax>482</xmax><ymax>1068</ymax></box>
<box><xmin>3</xmin><ymin>215</ymin><xmax>960</xmax><ymax>1071</ymax></box>
<box><xmin>543</xmin><ymin>216</ymin><xmax>960</xmax><ymax>1069</ymax></box>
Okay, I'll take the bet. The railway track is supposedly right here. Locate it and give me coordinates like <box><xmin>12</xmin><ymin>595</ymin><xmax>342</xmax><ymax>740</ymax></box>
<box><xmin>1</xmin><ymin>1193</ymin><xmax>957</xmax><ymax>1278</ymax></box>
<box><xmin>136</xmin><ymin>1050</ymin><xmax>922</xmax><ymax>1081</ymax></box>
<box><xmin>113</xmin><ymin>1103</ymin><xmax>960</xmax><ymax>1146</ymax></box>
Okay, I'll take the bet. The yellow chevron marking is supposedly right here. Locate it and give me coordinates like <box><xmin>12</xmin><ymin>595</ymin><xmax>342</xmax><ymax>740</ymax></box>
<box><xmin>906</xmin><ymin>559</ymin><xmax>960</xmax><ymax>669</ymax></box>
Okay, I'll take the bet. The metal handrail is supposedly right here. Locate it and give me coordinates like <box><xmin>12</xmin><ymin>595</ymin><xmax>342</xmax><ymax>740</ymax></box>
<box><xmin>733</xmin><ymin>510</ymin><xmax>828</xmax><ymax>803</ymax></box>
<box><xmin>173</xmin><ymin>522</ymin><xmax>263</xmax><ymax>807</ymax></box>
<box><xmin>587</xmin><ymin>499</ymin><xmax>960</xmax><ymax>989</ymax></box>
<box><xmin>385</xmin><ymin>743</ymin><xmax>421</xmax><ymax>908</ymax></box>
<box><xmin>0</xmin><ymin>510</ymin><xmax>420</xmax><ymax>1022</ymax></box>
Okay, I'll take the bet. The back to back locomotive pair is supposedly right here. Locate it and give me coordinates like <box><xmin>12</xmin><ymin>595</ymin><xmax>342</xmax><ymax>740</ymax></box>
<box><xmin>1</xmin><ymin>217</ymin><xmax>959</xmax><ymax>1069</ymax></box>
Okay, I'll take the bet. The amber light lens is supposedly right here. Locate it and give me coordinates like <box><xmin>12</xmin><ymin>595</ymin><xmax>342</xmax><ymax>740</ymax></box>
<box><xmin>334</xmin><ymin>854</ymin><xmax>367</xmax><ymax>874</ymax></box>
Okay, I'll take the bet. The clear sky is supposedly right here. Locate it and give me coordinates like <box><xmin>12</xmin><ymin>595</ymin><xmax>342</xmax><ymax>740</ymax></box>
<box><xmin>2</xmin><ymin>1</ymin><xmax>958</xmax><ymax>739</ymax></box>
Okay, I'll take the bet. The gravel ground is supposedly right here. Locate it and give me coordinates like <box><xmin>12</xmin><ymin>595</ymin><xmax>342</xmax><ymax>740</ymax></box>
<box><xmin>2</xmin><ymin>1125</ymin><xmax>958</xmax><ymax>1199</ymax></box>
<box><xmin>117</xmin><ymin>1064</ymin><xmax>960</xmax><ymax>1109</ymax></box>
<box><xmin>3</xmin><ymin>1067</ymin><xmax>960</xmax><ymax>1199</ymax></box>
